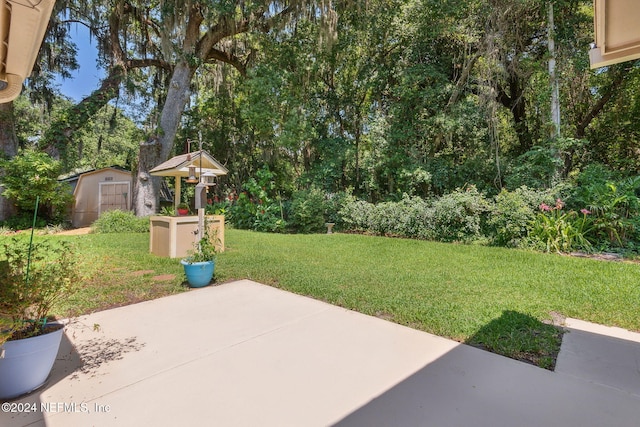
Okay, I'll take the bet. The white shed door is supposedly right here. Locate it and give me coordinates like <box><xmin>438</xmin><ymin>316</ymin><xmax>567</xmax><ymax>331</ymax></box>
<box><xmin>99</xmin><ymin>182</ymin><xmax>130</xmax><ymax>213</ymax></box>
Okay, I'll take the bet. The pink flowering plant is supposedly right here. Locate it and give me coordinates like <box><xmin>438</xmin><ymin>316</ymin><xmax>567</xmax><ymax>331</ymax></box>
<box><xmin>529</xmin><ymin>198</ymin><xmax>593</xmax><ymax>253</ymax></box>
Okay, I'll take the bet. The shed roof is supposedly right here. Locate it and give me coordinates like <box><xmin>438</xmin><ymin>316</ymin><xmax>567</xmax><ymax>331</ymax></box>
<box><xmin>150</xmin><ymin>151</ymin><xmax>228</xmax><ymax>177</ymax></box>
<box><xmin>59</xmin><ymin>166</ymin><xmax>131</xmax><ymax>183</ymax></box>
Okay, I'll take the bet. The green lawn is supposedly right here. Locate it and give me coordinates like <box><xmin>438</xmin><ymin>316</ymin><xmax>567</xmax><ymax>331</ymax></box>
<box><xmin>4</xmin><ymin>228</ymin><xmax>639</xmax><ymax>369</ymax></box>
<box><xmin>216</xmin><ymin>229</ymin><xmax>640</xmax><ymax>369</ymax></box>
<box><xmin>218</xmin><ymin>230</ymin><xmax>640</xmax><ymax>333</ymax></box>
<box><xmin>13</xmin><ymin>232</ymin><xmax>187</xmax><ymax>317</ymax></box>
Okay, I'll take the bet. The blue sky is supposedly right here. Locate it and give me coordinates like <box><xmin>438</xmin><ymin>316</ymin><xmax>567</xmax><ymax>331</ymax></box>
<box><xmin>57</xmin><ymin>24</ymin><xmax>103</xmax><ymax>102</ymax></box>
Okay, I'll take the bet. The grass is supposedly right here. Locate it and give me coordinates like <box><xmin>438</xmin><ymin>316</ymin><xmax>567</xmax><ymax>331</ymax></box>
<box><xmin>215</xmin><ymin>230</ymin><xmax>640</xmax><ymax>369</ymax></box>
<box><xmin>0</xmin><ymin>232</ymin><xmax>186</xmax><ymax>317</ymax></box>
<box><xmin>219</xmin><ymin>230</ymin><xmax>640</xmax><ymax>329</ymax></box>
<box><xmin>3</xmin><ymin>228</ymin><xmax>639</xmax><ymax>369</ymax></box>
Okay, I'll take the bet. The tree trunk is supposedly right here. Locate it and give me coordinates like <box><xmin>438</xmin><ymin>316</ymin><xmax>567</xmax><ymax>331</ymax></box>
<box><xmin>0</xmin><ymin>102</ymin><xmax>17</xmax><ymax>220</ymax></box>
<box><xmin>133</xmin><ymin>62</ymin><xmax>195</xmax><ymax>216</ymax></box>
<box><xmin>497</xmin><ymin>75</ymin><xmax>532</xmax><ymax>155</ymax></box>
<box><xmin>575</xmin><ymin>64</ymin><xmax>630</xmax><ymax>139</ymax></box>
<box><xmin>354</xmin><ymin>116</ymin><xmax>361</xmax><ymax>192</ymax></box>
<box><xmin>548</xmin><ymin>2</ymin><xmax>560</xmax><ymax>138</ymax></box>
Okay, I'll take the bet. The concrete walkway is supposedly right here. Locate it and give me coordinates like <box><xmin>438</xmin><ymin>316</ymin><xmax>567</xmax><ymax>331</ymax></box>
<box><xmin>2</xmin><ymin>280</ymin><xmax>640</xmax><ymax>426</ymax></box>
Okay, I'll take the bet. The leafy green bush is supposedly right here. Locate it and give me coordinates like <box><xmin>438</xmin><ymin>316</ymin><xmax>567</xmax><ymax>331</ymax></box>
<box><xmin>253</xmin><ymin>203</ymin><xmax>286</xmax><ymax>233</ymax></box>
<box><xmin>228</xmin><ymin>166</ymin><xmax>287</xmax><ymax>233</ymax></box>
<box><xmin>205</xmin><ymin>200</ymin><xmax>231</xmax><ymax>216</ymax></box>
<box><xmin>369</xmin><ymin>196</ymin><xmax>434</xmax><ymax>238</ymax></box>
<box><xmin>340</xmin><ymin>190</ymin><xmax>492</xmax><ymax>242</ymax></box>
<box><xmin>229</xmin><ymin>192</ymin><xmax>257</xmax><ymax>229</ymax></box>
<box><xmin>489</xmin><ymin>187</ymin><xmax>552</xmax><ymax>248</ymax></box>
<box><xmin>431</xmin><ymin>186</ymin><xmax>492</xmax><ymax>243</ymax></box>
<box><xmin>0</xmin><ymin>213</ymin><xmax>47</xmax><ymax>231</ymax></box>
<box><xmin>324</xmin><ymin>191</ymin><xmax>354</xmax><ymax>230</ymax></box>
<box><xmin>528</xmin><ymin>199</ymin><xmax>593</xmax><ymax>253</ymax></box>
<box><xmin>0</xmin><ymin>237</ymin><xmax>79</xmax><ymax>344</ymax></box>
<box><xmin>288</xmin><ymin>188</ymin><xmax>327</xmax><ymax>233</ymax></box>
<box><xmin>0</xmin><ymin>150</ymin><xmax>74</xmax><ymax>224</ymax></box>
<box><xmin>568</xmin><ymin>176</ymin><xmax>640</xmax><ymax>249</ymax></box>
<box><xmin>576</xmin><ymin>163</ymin><xmax>619</xmax><ymax>187</ymax></box>
<box><xmin>366</xmin><ymin>201</ymin><xmax>400</xmax><ymax>235</ymax></box>
<box><xmin>339</xmin><ymin>199</ymin><xmax>375</xmax><ymax>232</ymax></box>
<box><xmin>91</xmin><ymin>210</ymin><xmax>149</xmax><ymax>233</ymax></box>
<box><xmin>505</xmin><ymin>146</ymin><xmax>563</xmax><ymax>190</ymax></box>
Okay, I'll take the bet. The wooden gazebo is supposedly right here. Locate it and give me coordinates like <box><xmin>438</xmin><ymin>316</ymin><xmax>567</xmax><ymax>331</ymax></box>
<box><xmin>150</xmin><ymin>150</ymin><xmax>228</xmax><ymax>210</ymax></box>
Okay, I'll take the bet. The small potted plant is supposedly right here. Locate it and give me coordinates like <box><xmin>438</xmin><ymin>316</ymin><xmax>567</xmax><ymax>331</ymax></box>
<box><xmin>0</xmin><ymin>237</ymin><xmax>79</xmax><ymax>399</ymax></box>
<box><xmin>180</xmin><ymin>227</ymin><xmax>218</xmax><ymax>288</ymax></box>
<box><xmin>177</xmin><ymin>202</ymin><xmax>190</xmax><ymax>216</ymax></box>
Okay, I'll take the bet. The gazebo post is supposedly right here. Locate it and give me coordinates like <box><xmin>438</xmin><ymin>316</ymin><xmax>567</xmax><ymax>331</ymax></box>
<box><xmin>174</xmin><ymin>177</ymin><xmax>182</xmax><ymax>210</ymax></box>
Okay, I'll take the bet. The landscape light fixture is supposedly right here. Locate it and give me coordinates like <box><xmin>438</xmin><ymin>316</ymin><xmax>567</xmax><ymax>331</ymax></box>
<box><xmin>0</xmin><ymin>0</ymin><xmax>56</xmax><ymax>103</ymax></box>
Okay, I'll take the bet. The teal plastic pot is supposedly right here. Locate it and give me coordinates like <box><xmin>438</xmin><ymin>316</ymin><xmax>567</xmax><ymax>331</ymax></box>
<box><xmin>181</xmin><ymin>259</ymin><xmax>215</xmax><ymax>288</ymax></box>
<box><xmin>0</xmin><ymin>323</ymin><xmax>64</xmax><ymax>399</ymax></box>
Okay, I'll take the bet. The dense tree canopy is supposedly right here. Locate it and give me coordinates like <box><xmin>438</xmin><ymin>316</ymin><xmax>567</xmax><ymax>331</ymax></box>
<box><xmin>2</xmin><ymin>0</ymin><xmax>639</xmax><ymax>223</ymax></box>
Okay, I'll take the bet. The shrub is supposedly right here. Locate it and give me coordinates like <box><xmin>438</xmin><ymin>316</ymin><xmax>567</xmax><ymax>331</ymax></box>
<box><xmin>489</xmin><ymin>187</ymin><xmax>553</xmax><ymax>248</ymax></box>
<box><xmin>324</xmin><ymin>191</ymin><xmax>354</xmax><ymax>230</ymax></box>
<box><xmin>504</xmin><ymin>146</ymin><xmax>563</xmax><ymax>190</ymax></box>
<box><xmin>205</xmin><ymin>200</ymin><xmax>231</xmax><ymax>216</ymax></box>
<box><xmin>0</xmin><ymin>237</ymin><xmax>79</xmax><ymax>344</ymax></box>
<box><xmin>367</xmin><ymin>201</ymin><xmax>400</xmax><ymax>235</ymax></box>
<box><xmin>340</xmin><ymin>191</ymin><xmax>493</xmax><ymax>242</ymax></box>
<box><xmin>227</xmin><ymin>166</ymin><xmax>287</xmax><ymax>233</ymax></box>
<box><xmin>568</xmin><ymin>176</ymin><xmax>640</xmax><ymax>249</ymax></box>
<box><xmin>431</xmin><ymin>186</ymin><xmax>492</xmax><ymax>242</ymax></box>
<box><xmin>91</xmin><ymin>210</ymin><xmax>149</xmax><ymax>233</ymax></box>
<box><xmin>0</xmin><ymin>150</ymin><xmax>74</xmax><ymax>224</ymax></box>
<box><xmin>528</xmin><ymin>199</ymin><xmax>593</xmax><ymax>253</ymax></box>
<box><xmin>369</xmin><ymin>196</ymin><xmax>434</xmax><ymax>238</ymax></box>
<box><xmin>288</xmin><ymin>188</ymin><xmax>327</xmax><ymax>233</ymax></box>
<box><xmin>339</xmin><ymin>199</ymin><xmax>376</xmax><ymax>232</ymax></box>
<box><xmin>0</xmin><ymin>213</ymin><xmax>47</xmax><ymax>231</ymax></box>
<box><xmin>253</xmin><ymin>202</ymin><xmax>286</xmax><ymax>233</ymax></box>
<box><xmin>573</xmin><ymin>163</ymin><xmax>619</xmax><ymax>189</ymax></box>
<box><xmin>229</xmin><ymin>192</ymin><xmax>257</xmax><ymax>229</ymax></box>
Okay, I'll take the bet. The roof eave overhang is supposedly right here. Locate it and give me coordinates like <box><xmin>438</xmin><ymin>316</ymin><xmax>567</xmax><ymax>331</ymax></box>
<box><xmin>590</xmin><ymin>0</ymin><xmax>640</xmax><ymax>69</ymax></box>
<box><xmin>0</xmin><ymin>0</ymin><xmax>56</xmax><ymax>103</ymax></box>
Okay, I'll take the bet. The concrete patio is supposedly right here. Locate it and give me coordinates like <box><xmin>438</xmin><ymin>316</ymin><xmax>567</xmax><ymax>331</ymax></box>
<box><xmin>2</xmin><ymin>279</ymin><xmax>640</xmax><ymax>426</ymax></box>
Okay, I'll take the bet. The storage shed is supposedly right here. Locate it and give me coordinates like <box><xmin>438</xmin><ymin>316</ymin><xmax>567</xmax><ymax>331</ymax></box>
<box><xmin>61</xmin><ymin>167</ymin><xmax>133</xmax><ymax>228</ymax></box>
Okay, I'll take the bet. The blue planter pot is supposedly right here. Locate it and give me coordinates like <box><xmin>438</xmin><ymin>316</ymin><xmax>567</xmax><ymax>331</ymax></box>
<box><xmin>181</xmin><ymin>259</ymin><xmax>215</xmax><ymax>288</ymax></box>
<box><xmin>0</xmin><ymin>323</ymin><xmax>64</xmax><ymax>399</ymax></box>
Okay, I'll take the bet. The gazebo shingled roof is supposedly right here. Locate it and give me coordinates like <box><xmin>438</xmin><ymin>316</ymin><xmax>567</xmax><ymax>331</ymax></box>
<box><xmin>150</xmin><ymin>151</ymin><xmax>228</xmax><ymax>177</ymax></box>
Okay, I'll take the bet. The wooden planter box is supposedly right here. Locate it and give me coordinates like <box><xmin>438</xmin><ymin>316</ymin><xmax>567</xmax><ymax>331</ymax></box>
<box><xmin>149</xmin><ymin>215</ymin><xmax>225</xmax><ymax>258</ymax></box>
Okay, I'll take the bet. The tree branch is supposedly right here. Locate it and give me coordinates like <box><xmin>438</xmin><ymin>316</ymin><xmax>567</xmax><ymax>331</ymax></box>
<box><xmin>40</xmin><ymin>66</ymin><xmax>126</xmax><ymax>159</ymax></box>
<box><xmin>205</xmin><ymin>49</ymin><xmax>247</xmax><ymax>76</ymax></box>
<box><xmin>126</xmin><ymin>58</ymin><xmax>172</xmax><ymax>72</ymax></box>
<box><xmin>575</xmin><ymin>63</ymin><xmax>632</xmax><ymax>138</ymax></box>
